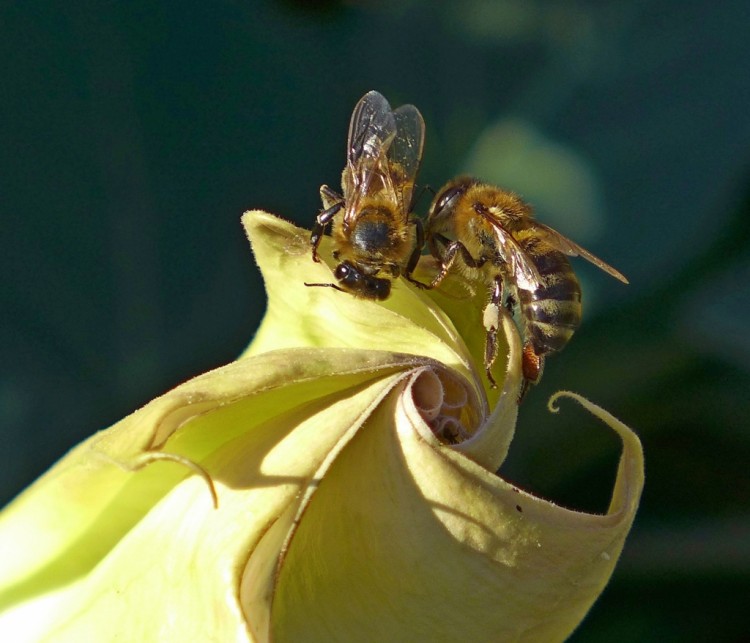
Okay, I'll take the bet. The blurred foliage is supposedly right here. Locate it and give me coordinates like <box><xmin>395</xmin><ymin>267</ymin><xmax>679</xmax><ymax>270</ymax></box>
<box><xmin>2</xmin><ymin>0</ymin><xmax>749</xmax><ymax>639</ymax></box>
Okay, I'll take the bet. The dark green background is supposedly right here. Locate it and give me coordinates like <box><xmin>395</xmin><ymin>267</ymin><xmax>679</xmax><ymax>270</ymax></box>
<box><xmin>2</xmin><ymin>1</ymin><xmax>749</xmax><ymax>640</ymax></box>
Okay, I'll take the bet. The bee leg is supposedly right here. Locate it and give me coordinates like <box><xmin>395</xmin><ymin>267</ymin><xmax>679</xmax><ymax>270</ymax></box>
<box><xmin>518</xmin><ymin>345</ymin><xmax>544</xmax><ymax>403</ymax></box>
<box><xmin>426</xmin><ymin>232</ymin><xmax>448</xmax><ymax>266</ymax></box>
<box><xmin>426</xmin><ymin>237</ymin><xmax>486</xmax><ymax>289</ymax></box>
<box><xmin>311</xmin><ymin>186</ymin><xmax>344</xmax><ymax>263</ymax></box>
<box><xmin>517</xmin><ymin>379</ymin><xmax>530</xmax><ymax>403</ymax></box>
<box><xmin>404</xmin><ymin>217</ymin><xmax>428</xmax><ymax>287</ymax></box>
<box><xmin>482</xmin><ymin>276</ymin><xmax>504</xmax><ymax>389</ymax></box>
<box><xmin>319</xmin><ymin>184</ymin><xmax>343</xmax><ymax>210</ymax></box>
<box><xmin>405</xmin><ymin>217</ymin><xmax>424</xmax><ymax>275</ymax></box>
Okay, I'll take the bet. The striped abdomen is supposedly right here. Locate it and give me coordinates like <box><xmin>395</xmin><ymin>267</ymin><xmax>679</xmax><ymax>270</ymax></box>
<box><xmin>515</xmin><ymin>237</ymin><xmax>582</xmax><ymax>357</ymax></box>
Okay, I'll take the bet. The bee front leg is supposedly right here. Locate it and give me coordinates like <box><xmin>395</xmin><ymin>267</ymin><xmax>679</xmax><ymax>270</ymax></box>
<box><xmin>482</xmin><ymin>275</ymin><xmax>504</xmax><ymax>389</ymax></box>
<box><xmin>424</xmin><ymin>236</ymin><xmax>486</xmax><ymax>289</ymax></box>
<box><xmin>311</xmin><ymin>185</ymin><xmax>343</xmax><ymax>263</ymax></box>
<box><xmin>319</xmin><ymin>184</ymin><xmax>343</xmax><ymax>210</ymax></box>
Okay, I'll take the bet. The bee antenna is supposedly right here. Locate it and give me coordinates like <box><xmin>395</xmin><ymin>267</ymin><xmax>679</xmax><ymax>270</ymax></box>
<box><xmin>411</xmin><ymin>184</ymin><xmax>435</xmax><ymax>209</ymax></box>
<box><xmin>304</xmin><ymin>282</ymin><xmax>346</xmax><ymax>293</ymax></box>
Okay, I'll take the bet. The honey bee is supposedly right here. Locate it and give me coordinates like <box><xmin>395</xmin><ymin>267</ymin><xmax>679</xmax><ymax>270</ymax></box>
<box><xmin>308</xmin><ymin>90</ymin><xmax>426</xmax><ymax>300</ymax></box>
<box><xmin>425</xmin><ymin>176</ymin><xmax>628</xmax><ymax>398</ymax></box>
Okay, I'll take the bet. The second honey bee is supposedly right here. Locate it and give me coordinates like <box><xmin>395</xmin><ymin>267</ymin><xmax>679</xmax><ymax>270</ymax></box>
<box><xmin>425</xmin><ymin>176</ymin><xmax>628</xmax><ymax>398</ymax></box>
<box><xmin>308</xmin><ymin>90</ymin><xmax>426</xmax><ymax>300</ymax></box>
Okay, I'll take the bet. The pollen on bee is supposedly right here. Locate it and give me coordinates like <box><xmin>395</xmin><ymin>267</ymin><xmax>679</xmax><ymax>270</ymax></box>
<box><xmin>483</xmin><ymin>302</ymin><xmax>500</xmax><ymax>332</ymax></box>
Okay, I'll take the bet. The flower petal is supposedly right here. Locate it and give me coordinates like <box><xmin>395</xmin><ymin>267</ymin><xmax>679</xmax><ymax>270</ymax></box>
<box><xmin>0</xmin><ymin>348</ymin><xmax>430</xmax><ymax>639</ymax></box>
<box><xmin>265</xmin><ymin>380</ymin><xmax>643</xmax><ymax>643</ymax></box>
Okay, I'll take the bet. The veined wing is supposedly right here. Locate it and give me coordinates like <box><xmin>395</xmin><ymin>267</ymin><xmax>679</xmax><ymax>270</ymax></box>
<box><xmin>530</xmin><ymin>221</ymin><xmax>629</xmax><ymax>284</ymax></box>
<box><xmin>343</xmin><ymin>91</ymin><xmax>397</xmax><ymax>224</ymax></box>
<box><xmin>387</xmin><ymin>104</ymin><xmax>425</xmax><ymax>217</ymax></box>
<box><xmin>476</xmin><ymin>204</ymin><xmax>544</xmax><ymax>291</ymax></box>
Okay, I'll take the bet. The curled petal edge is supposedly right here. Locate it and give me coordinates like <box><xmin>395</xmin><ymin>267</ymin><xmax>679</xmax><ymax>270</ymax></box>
<box><xmin>248</xmin><ymin>367</ymin><xmax>643</xmax><ymax>642</ymax></box>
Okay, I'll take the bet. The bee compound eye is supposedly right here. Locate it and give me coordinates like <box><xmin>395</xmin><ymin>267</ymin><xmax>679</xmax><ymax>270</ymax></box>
<box><xmin>334</xmin><ymin>262</ymin><xmax>359</xmax><ymax>287</ymax></box>
<box><xmin>436</xmin><ymin>185</ymin><xmax>463</xmax><ymax>213</ymax></box>
<box><xmin>333</xmin><ymin>262</ymin><xmax>349</xmax><ymax>280</ymax></box>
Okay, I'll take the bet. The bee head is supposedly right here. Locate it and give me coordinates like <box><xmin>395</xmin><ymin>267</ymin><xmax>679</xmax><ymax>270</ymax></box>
<box><xmin>334</xmin><ymin>260</ymin><xmax>391</xmax><ymax>300</ymax></box>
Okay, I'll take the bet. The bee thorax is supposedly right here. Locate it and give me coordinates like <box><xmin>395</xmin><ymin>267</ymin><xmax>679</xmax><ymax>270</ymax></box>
<box><xmin>351</xmin><ymin>219</ymin><xmax>396</xmax><ymax>252</ymax></box>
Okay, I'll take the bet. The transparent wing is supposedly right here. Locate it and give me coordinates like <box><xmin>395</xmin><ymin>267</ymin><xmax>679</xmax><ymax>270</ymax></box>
<box><xmin>347</xmin><ymin>91</ymin><xmax>397</xmax><ymax>168</ymax></box>
<box><xmin>492</xmin><ymin>224</ymin><xmax>545</xmax><ymax>291</ymax></box>
<box><xmin>343</xmin><ymin>91</ymin><xmax>397</xmax><ymax>223</ymax></box>
<box><xmin>388</xmin><ymin>104</ymin><xmax>425</xmax><ymax>216</ymax></box>
<box><xmin>530</xmin><ymin>221</ymin><xmax>629</xmax><ymax>284</ymax></box>
<box><xmin>473</xmin><ymin>204</ymin><xmax>544</xmax><ymax>291</ymax></box>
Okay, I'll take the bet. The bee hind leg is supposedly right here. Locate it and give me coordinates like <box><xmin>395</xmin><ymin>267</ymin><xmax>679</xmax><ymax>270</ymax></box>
<box><xmin>481</xmin><ymin>276</ymin><xmax>504</xmax><ymax>389</ymax></box>
<box><xmin>518</xmin><ymin>344</ymin><xmax>544</xmax><ymax>403</ymax></box>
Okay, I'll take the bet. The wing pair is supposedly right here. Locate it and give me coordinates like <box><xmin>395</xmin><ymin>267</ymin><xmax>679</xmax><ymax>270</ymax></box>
<box><xmin>343</xmin><ymin>91</ymin><xmax>425</xmax><ymax>223</ymax></box>
<box><xmin>477</xmin><ymin>205</ymin><xmax>629</xmax><ymax>292</ymax></box>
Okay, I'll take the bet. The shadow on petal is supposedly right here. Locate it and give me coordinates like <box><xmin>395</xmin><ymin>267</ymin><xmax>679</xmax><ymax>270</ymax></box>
<box><xmin>263</xmin><ymin>368</ymin><xmax>643</xmax><ymax>643</ymax></box>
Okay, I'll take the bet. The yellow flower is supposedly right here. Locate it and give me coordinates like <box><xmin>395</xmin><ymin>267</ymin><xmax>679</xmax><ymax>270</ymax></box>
<box><xmin>0</xmin><ymin>212</ymin><xmax>643</xmax><ymax>642</ymax></box>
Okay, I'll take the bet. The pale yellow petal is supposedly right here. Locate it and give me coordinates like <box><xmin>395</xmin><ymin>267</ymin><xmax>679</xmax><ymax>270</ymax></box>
<box><xmin>267</xmin><ymin>376</ymin><xmax>643</xmax><ymax>643</ymax></box>
<box><xmin>452</xmin><ymin>311</ymin><xmax>523</xmax><ymax>469</ymax></box>
<box><xmin>0</xmin><ymin>349</ymin><xmax>424</xmax><ymax>629</ymax></box>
